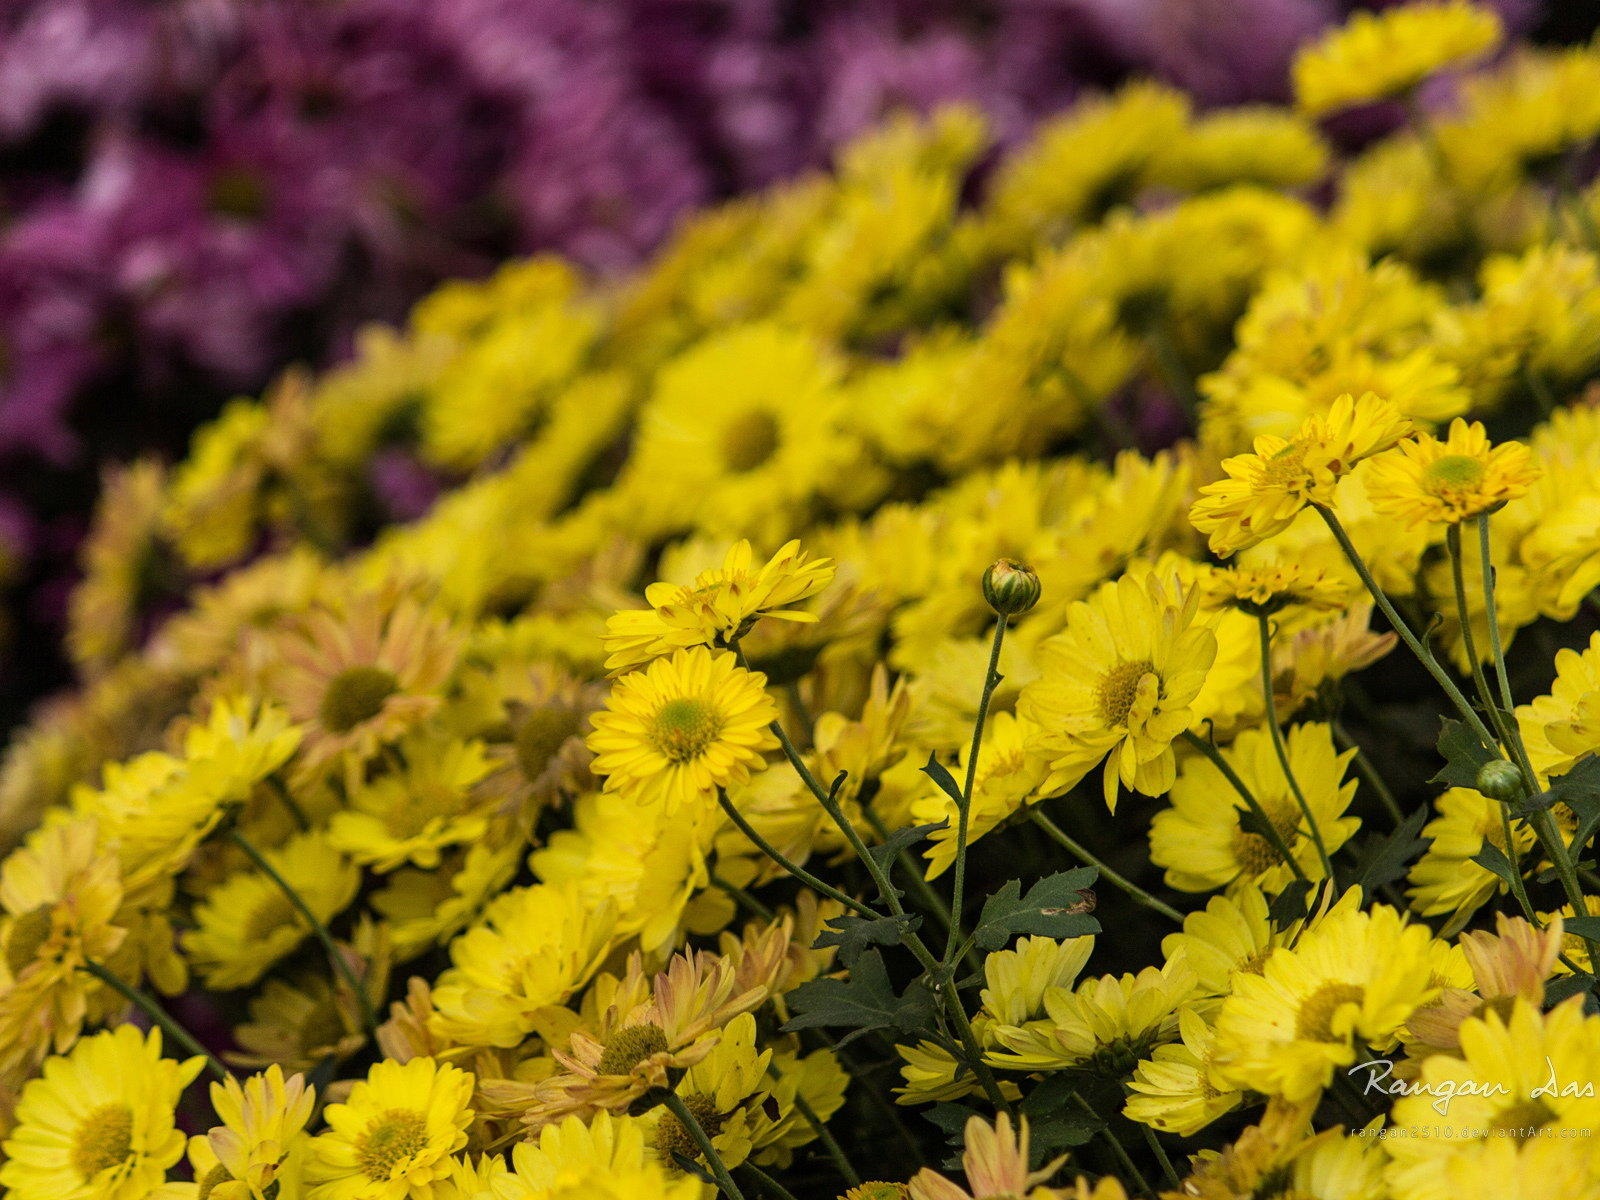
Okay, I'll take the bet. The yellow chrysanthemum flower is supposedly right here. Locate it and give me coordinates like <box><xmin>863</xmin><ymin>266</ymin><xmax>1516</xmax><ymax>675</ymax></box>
<box><xmin>912</xmin><ymin>712</ymin><xmax>1049</xmax><ymax>879</ymax></box>
<box><xmin>203</xmin><ymin>1064</ymin><xmax>315</xmax><ymax>1200</ymax></box>
<box><xmin>908</xmin><ymin>1114</ymin><xmax>1064</xmax><ymax>1200</ymax></box>
<box><xmin>0</xmin><ymin>818</ymin><xmax>126</xmax><ymax>1073</ymax></box>
<box><xmin>328</xmin><ymin>733</ymin><xmax>497</xmax><ymax>872</ymax></box>
<box><xmin>1190</xmin><ymin>392</ymin><xmax>1414</xmax><ymax>556</ymax></box>
<box><xmin>1516</xmin><ymin>629</ymin><xmax>1600</xmax><ymax>780</ymax></box>
<box><xmin>1150</xmin><ymin>722</ymin><xmax>1358</xmax><ymax>894</ymax></box>
<box><xmin>1385</xmin><ymin>999</ymin><xmax>1600</xmax><ymax>1200</ymax></box>
<box><xmin>0</xmin><ymin>1025</ymin><xmax>202</xmax><ymax>1200</ymax></box>
<box><xmin>1213</xmin><ymin>901</ymin><xmax>1441</xmax><ymax>1101</ymax></box>
<box><xmin>1198</xmin><ymin>560</ymin><xmax>1356</xmax><ymax>618</ymax></box>
<box><xmin>306</xmin><ymin>1056</ymin><xmax>474</xmax><ymax>1200</ymax></box>
<box><xmin>1366</xmin><ymin>419</ymin><xmax>1541</xmax><ymax>526</ymax></box>
<box><xmin>182</xmin><ymin>831</ymin><xmax>359</xmax><ymax>990</ymax></box>
<box><xmin>496</xmin><ymin>1111</ymin><xmax>708</xmax><ymax>1200</ymax></box>
<box><xmin>587</xmin><ymin>647</ymin><xmax>778</xmax><ymax>811</ymax></box>
<box><xmin>1407</xmin><ymin>787</ymin><xmax>1537</xmax><ymax>923</ymax></box>
<box><xmin>1124</xmin><ymin>1007</ymin><xmax>1243</xmax><ymax>1137</ymax></box>
<box><xmin>603</xmin><ymin>540</ymin><xmax>835</xmax><ymax>673</ymax></box>
<box><xmin>1018</xmin><ymin>572</ymin><xmax>1217</xmax><ymax>810</ymax></box>
<box><xmin>1292</xmin><ymin>2</ymin><xmax>1501</xmax><ymax>118</ymax></box>
<box><xmin>1160</xmin><ymin>887</ymin><xmax>1281</xmax><ymax>998</ymax></box>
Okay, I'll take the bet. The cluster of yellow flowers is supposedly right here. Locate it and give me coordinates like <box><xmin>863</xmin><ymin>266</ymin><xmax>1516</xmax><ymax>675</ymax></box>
<box><xmin>8</xmin><ymin>3</ymin><xmax>1600</xmax><ymax>1198</ymax></box>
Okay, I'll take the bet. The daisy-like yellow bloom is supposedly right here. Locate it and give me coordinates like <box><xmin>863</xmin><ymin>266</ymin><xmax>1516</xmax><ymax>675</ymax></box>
<box><xmin>1213</xmin><ymin>901</ymin><xmax>1441</xmax><ymax>1101</ymax></box>
<box><xmin>1367</xmin><ymin>419</ymin><xmax>1541</xmax><ymax>526</ymax></box>
<box><xmin>182</xmin><ymin>831</ymin><xmax>360</xmax><ymax>990</ymax></box>
<box><xmin>978</xmin><ymin>935</ymin><xmax>1096</xmax><ymax>1037</ymax></box>
<box><xmin>1406</xmin><ymin>786</ymin><xmax>1537</xmax><ymax>923</ymax></box>
<box><xmin>1515</xmin><ymin>629</ymin><xmax>1600</xmax><ymax>779</ymax></box>
<box><xmin>1124</xmin><ymin>1007</ymin><xmax>1243</xmax><ymax>1136</ymax></box>
<box><xmin>1151</xmin><ymin>723</ymin><xmax>1358</xmax><ymax>894</ymax></box>
<box><xmin>0</xmin><ymin>1025</ymin><xmax>202</xmax><ymax>1200</ymax></box>
<box><xmin>1161</xmin><ymin>887</ymin><xmax>1281</xmax><ymax>998</ymax></box>
<box><xmin>0</xmin><ymin>819</ymin><xmax>126</xmax><ymax>1074</ymax></box>
<box><xmin>985</xmin><ymin>957</ymin><xmax>1197</xmax><ymax>1078</ymax></box>
<box><xmin>602</xmin><ymin>540</ymin><xmax>835</xmax><ymax>672</ymax></box>
<box><xmin>908</xmin><ymin>1113</ymin><xmax>1064</xmax><ymax>1200</ymax></box>
<box><xmin>586</xmin><ymin>647</ymin><xmax>778</xmax><ymax>810</ymax></box>
<box><xmin>428</xmin><ymin>880</ymin><xmax>617</xmax><ymax>1049</ymax></box>
<box><xmin>643</xmin><ymin>1011</ymin><xmax>771</xmax><ymax>1172</ymax></box>
<box><xmin>496</xmin><ymin>1111</ymin><xmax>709</xmax><ymax>1200</ymax></box>
<box><xmin>230</xmin><ymin>976</ymin><xmax>367</xmax><ymax>1073</ymax></box>
<box><xmin>1386</xmin><ymin>998</ymin><xmax>1600</xmax><ymax>1200</ymax></box>
<box><xmin>306</xmin><ymin>1056</ymin><xmax>473</xmax><ymax>1200</ymax></box>
<box><xmin>1171</xmin><ymin>1098</ymin><xmax>1380</xmax><ymax>1200</ymax></box>
<box><xmin>1292</xmin><ymin>2</ymin><xmax>1502</xmax><ymax>118</ymax></box>
<box><xmin>521</xmin><ymin>933</ymin><xmax>785</xmax><ymax>1132</ymax></box>
<box><xmin>270</xmin><ymin>590</ymin><xmax>463</xmax><ymax>779</ymax></box>
<box><xmin>1190</xmin><ymin>392</ymin><xmax>1413</xmax><ymax>556</ymax></box>
<box><xmin>1018</xmin><ymin>572</ymin><xmax>1217</xmax><ymax>810</ymax></box>
<box><xmin>202</xmin><ymin>1064</ymin><xmax>315</xmax><ymax>1200</ymax></box>
<box><xmin>328</xmin><ymin>734</ymin><xmax>497</xmax><ymax>872</ymax></box>
<box><xmin>912</xmin><ymin>712</ymin><xmax>1049</xmax><ymax>879</ymax></box>
<box><xmin>1198</xmin><ymin>559</ymin><xmax>1356</xmax><ymax>619</ymax></box>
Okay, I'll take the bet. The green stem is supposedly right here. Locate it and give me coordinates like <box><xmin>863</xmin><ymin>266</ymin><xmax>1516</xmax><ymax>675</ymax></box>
<box><xmin>1475</xmin><ymin>516</ymin><xmax>1598</xmax><ymax>968</ymax></box>
<box><xmin>1445</xmin><ymin>524</ymin><xmax>1513</xmax><ymax>753</ymax></box>
<box><xmin>225</xmin><ymin>830</ymin><xmax>379</xmax><ymax>1038</ymax></box>
<box><xmin>773</xmin><ymin>1066</ymin><xmax>861</xmax><ymax>1187</ymax></box>
<box><xmin>664</xmin><ymin>1088</ymin><xmax>747</xmax><ymax>1200</ymax></box>
<box><xmin>1315</xmin><ymin>505</ymin><xmax>1500</xmax><ymax>752</ymax></box>
<box><xmin>1138</xmin><ymin>1122</ymin><xmax>1182</xmax><ymax>1191</ymax></box>
<box><xmin>1330</xmin><ymin>722</ymin><xmax>1405</xmax><ymax>827</ymax></box>
<box><xmin>80</xmin><ymin>961</ymin><xmax>229</xmax><ymax>1082</ymax></box>
<box><xmin>714</xmin><ymin>790</ymin><xmax>877</xmax><ymax>919</ymax></box>
<box><xmin>710</xmin><ymin>870</ymin><xmax>775</xmax><ymax>920</ymax></box>
<box><xmin>739</xmin><ymin>1162</ymin><xmax>801</xmax><ymax>1200</ymax></box>
<box><xmin>948</xmin><ymin>615</ymin><xmax>1008</xmax><ymax>965</ymax></box>
<box><xmin>266</xmin><ymin>775</ymin><xmax>311</xmax><ymax>831</ymax></box>
<box><xmin>1077</xmin><ymin>1094</ymin><xmax>1154</xmax><ymax>1200</ymax></box>
<box><xmin>941</xmin><ymin>987</ymin><xmax>1014</xmax><ymax>1116</ymax></box>
<box><xmin>861</xmin><ymin>807</ymin><xmax>976</xmax><ymax>974</ymax></box>
<box><xmin>1030</xmin><ymin>810</ymin><xmax>1182</xmax><ymax>923</ymax></box>
<box><xmin>1257</xmin><ymin>614</ymin><xmax>1334</xmax><ymax>880</ymax></box>
<box><xmin>1181</xmin><ymin>730</ymin><xmax>1309</xmax><ymax>886</ymax></box>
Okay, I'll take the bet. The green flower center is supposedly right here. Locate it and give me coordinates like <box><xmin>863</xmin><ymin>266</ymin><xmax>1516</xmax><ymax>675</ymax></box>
<box><xmin>1096</xmin><ymin>659</ymin><xmax>1156</xmax><ymax>728</ymax></box>
<box><xmin>648</xmin><ymin>698</ymin><xmax>722</xmax><ymax>763</ymax></box>
<box><xmin>1294</xmin><ymin>981</ymin><xmax>1366</xmax><ymax>1043</ymax></box>
<box><xmin>516</xmin><ymin>707</ymin><xmax>584</xmax><ymax>780</ymax></box>
<box><xmin>1422</xmin><ymin>453</ymin><xmax>1486</xmax><ymax>493</ymax></box>
<box><xmin>721</xmin><ymin>411</ymin><xmax>781</xmax><ymax>473</ymax></box>
<box><xmin>1259</xmin><ymin>440</ymin><xmax>1310</xmax><ymax>489</ymax></box>
<box><xmin>358</xmin><ymin>1109</ymin><xmax>429</xmax><ymax>1180</ymax></box>
<box><xmin>5</xmin><ymin>905</ymin><xmax>57</xmax><ymax>975</ymax></box>
<box><xmin>598</xmin><ymin>1022</ymin><xmax>670</xmax><ymax>1075</ymax></box>
<box><xmin>72</xmin><ymin>1104</ymin><xmax>134</xmax><ymax>1181</ymax></box>
<box><xmin>1488</xmin><ymin>1097</ymin><xmax>1558</xmax><ymax>1142</ymax></box>
<box><xmin>320</xmin><ymin>666</ymin><xmax>400</xmax><ymax>733</ymax></box>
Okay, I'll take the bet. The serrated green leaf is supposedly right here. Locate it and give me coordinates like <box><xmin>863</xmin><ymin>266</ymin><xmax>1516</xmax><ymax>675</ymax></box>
<box><xmin>1268</xmin><ymin>878</ymin><xmax>1314</xmax><ymax>926</ymax></box>
<box><xmin>867</xmin><ymin>820</ymin><xmax>949</xmax><ymax>876</ymax></box>
<box><xmin>1350</xmin><ymin>805</ymin><xmax>1431</xmax><ymax>897</ymax></box>
<box><xmin>1432</xmin><ymin>719</ymin><xmax>1498</xmax><ymax>789</ymax></box>
<box><xmin>1020</xmin><ymin>1075</ymin><xmax>1103</xmax><ymax>1160</ymax></box>
<box><xmin>813</xmin><ymin>912</ymin><xmax>921</xmax><ymax>966</ymax></box>
<box><xmin>974</xmin><ymin>869</ymin><xmax>1099</xmax><ymax>951</ymax></box>
<box><xmin>1471</xmin><ymin>841</ymin><xmax>1523</xmax><ymax>891</ymax></box>
<box><xmin>781</xmin><ymin>950</ymin><xmax>939</xmax><ymax>1047</ymax></box>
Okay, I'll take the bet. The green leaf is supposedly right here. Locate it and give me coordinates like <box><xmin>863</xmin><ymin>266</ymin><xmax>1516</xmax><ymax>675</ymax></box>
<box><xmin>1551</xmin><ymin>756</ymin><xmax>1600</xmax><ymax>855</ymax></box>
<box><xmin>1349</xmin><ymin>805</ymin><xmax>1431</xmax><ymax>897</ymax></box>
<box><xmin>1546</xmin><ymin>972</ymin><xmax>1597</xmax><ymax>1007</ymax></box>
<box><xmin>1561</xmin><ymin>915</ymin><xmax>1600</xmax><ymax>940</ymax></box>
<box><xmin>866</xmin><ymin>820</ymin><xmax>949</xmax><ymax>877</ymax></box>
<box><xmin>921</xmin><ymin>754</ymin><xmax>966</xmax><ymax>806</ymax></box>
<box><xmin>1268</xmin><ymin>878</ymin><xmax>1314</xmax><ymax>927</ymax></box>
<box><xmin>1432</xmin><ymin>718</ymin><xmax>1498</xmax><ymax>789</ymax></box>
<box><xmin>973</xmin><ymin>869</ymin><xmax>1099</xmax><ymax>951</ymax></box>
<box><xmin>1471</xmin><ymin>841</ymin><xmax>1523</xmax><ymax>892</ymax></box>
<box><xmin>1021</xmin><ymin>1075</ymin><xmax>1103</xmax><ymax>1161</ymax></box>
<box><xmin>781</xmin><ymin>950</ymin><xmax>937</xmax><ymax>1047</ymax></box>
<box><xmin>813</xmin><ymin>912</ymin><xmax>922</xmax><ymax>966</ymax></box>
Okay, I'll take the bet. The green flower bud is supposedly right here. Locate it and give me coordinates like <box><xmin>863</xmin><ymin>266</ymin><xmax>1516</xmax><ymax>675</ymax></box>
<box><xmin>1475</xmin><ymin>758</ymin><xmax>1524</xmax><ymax>802</ymax></box>
<box><xmin>982</xmin><ymin>559</ymin><xmax>1041</xmax><ymax>617</ymax></box>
